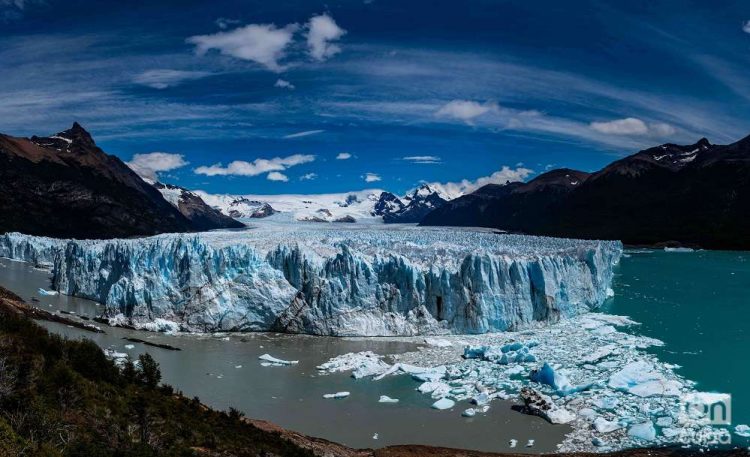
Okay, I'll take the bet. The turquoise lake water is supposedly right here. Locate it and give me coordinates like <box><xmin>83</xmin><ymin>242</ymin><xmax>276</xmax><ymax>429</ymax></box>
<box><xmin>603</xmin><ymin>249</ymin><xmax>750</xmax><ymax>442</ymax></box>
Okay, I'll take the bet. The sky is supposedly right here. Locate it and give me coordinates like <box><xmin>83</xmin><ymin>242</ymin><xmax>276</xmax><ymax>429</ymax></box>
<box><xmin>2</xmin><ymin>0</ymin><xmax>750</xmax><ymax>195</ymax></box>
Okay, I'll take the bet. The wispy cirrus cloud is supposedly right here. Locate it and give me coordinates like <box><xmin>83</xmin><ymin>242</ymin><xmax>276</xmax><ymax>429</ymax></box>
<box><xmin>133</xmin><ymin>69</ymin><xmax>212</xmax><ymax>89</ymax></box>
<box><xmin>299</xmin><ymin>172</ymin><xmax>318</xmax><ymax>181</ymax></box>
<box><xmin>402</xmin><ymin>155</ymin><xmax>441</xmax><ymax>164</ymax></box>
<box><xmin>435</xmin><ymin>100</ymin><xmax>497</xmax><ymax>123</ymax></box>
<box><xmin>194</xmin><ymin>154</ymin><xmax>315</xmax><ymax>178</ymax></box>
<box><xmin>127</xmin><ymin>152</ymin><xmax>189</xmax><ymax>180</ymax></box>
<box><xmin>274</xmin><ymin>78</ymin><xmax>295</xmax><ymax>89</ymax></box>
<box><xmin>283</xmin><ymin>129</ymin><xmax>324</xmax><ymax>139</ymax></box>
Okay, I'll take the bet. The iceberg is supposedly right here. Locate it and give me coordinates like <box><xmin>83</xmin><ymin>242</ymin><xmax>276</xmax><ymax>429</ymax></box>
<box><xmin>431</xmin><ymin>398</ymin><xmax>455</xmax><ymax>410</ymax></box>
<box><xmin>608</xmin><ymin>361</ymin><xmax>683</xmax><ymax>397</ymax></box>
<box><xmin>323</xmin><ymin>392</ymin><xmax>350</xmax><ymax>399</ymax></box>
<box><xmin>378</xmin><ymin>395</ymin><xmax>399</xmax><ymax>403</ymax></box>
<box><xmin>258</xmin><ymin>354</ymin><xmax>298</xmax><ymax>366</ymax></box>
<box><xmin>0</xmin><ymin>227</ymin><xmax>621</xmax><ymax>336</ymax></box>
<box><xmin>627</xmin><ymin>422</ymin><xmax>656</xmax><ymax>441</ymax></box>
<box><xmin>38</xmin><ymin>288</ymin><xmax>58</xmax><ymax>296</ymax></box>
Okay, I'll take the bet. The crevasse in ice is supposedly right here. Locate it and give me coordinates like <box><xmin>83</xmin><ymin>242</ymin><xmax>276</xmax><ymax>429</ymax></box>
<box><xmin>0</xmin><ymin>225</ymin><xmax>622</xmax><ymax>336</ymax></box>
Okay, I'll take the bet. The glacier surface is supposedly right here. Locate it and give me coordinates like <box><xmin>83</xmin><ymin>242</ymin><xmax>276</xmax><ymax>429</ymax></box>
<box><xmin>0</xmin><ymin>224</ymin><xmax>621</xmax><ymax>336</ymax></box>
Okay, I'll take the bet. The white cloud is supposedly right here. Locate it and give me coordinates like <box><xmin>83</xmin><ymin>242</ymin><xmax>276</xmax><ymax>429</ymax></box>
<box><xmin>743</xmin><ymin>21</ymin><xmax>750</xmax><ymax>34</ymax></box>
<box><xmin>306</xmin><ymin>14</ymin><xmax>346</xmax><ymax>61</ymax></box>
<box><xmin>274</xmin><ymin>78</ymin><xmax>295</xmax><ymax>90</ymax></box>
<box><xmin>133</xmin><ymin>69</ymin><xmax>212</xmax><ymax>89</ymax></box>
<box><xmin>299</xmin><ymin>172</ymin><xmax>318</xmax><ymax>180</ymax></box>
<box><xmin>267</xmin><ymin>171</ymin><xmax>289</xmax><ymax>182</ymax></box>
<box><xmin>283</xmin><ymin>129</ymin><xmax>324</xmax><ymax>139</ymax></box>
<box><xmin>215</xmin><ymin>17</ymin><xmax>240</xmax><ymax>30</ymax></box>
<box><xmin>435</xmin><ymin>100</ymin><xmax>497</xmax><ymax>123</ymax></box>
<box><xmin>127</xmin><ymin>152</ymin><xmax>189</xmax><ymax>180</ymax></box>
<box><xmin>402</xmin><ymin>155</ymin><xmax>441</xmax><ymax>164</ymax></box>
<box><xmin>187</xmin><ymin>23</ymin><xmax>298</xmax><ymax>72</ymax></box>
<box><xmin>425</xmin><ymin>166</ymin><xmax>534</xmax><ymax>200</ymax></box>
<box><xmin>194</xmin><ymin>154</ymin><xmax>315</xmax><ymax>177</ymax></box>
<box><xmin>336</xmin><ymin>152</ymin><xmax>352</xmax><ymax>160</ymax></box>
<box><xmin>590</xmin><ymin>117</ymin><xmax>676</xmax><ymax>137</ymax></box>
<box><xmin>363</xmin><ymin>172</ymin><xmax>381</xmax><ymax>182</ymax></box>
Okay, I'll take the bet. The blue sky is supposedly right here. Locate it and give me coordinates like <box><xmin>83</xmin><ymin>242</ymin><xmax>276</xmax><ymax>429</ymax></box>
<box><xmin>2</xmin><ymin>0</ymin><xmax>750</xmax><ymax>195</ymax></box>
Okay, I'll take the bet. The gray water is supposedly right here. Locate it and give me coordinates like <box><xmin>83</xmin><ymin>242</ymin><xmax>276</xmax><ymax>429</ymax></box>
<box><xmin>0</xmin><ymin>257</ymin><xmax>567</xmax><ymax>453</ymax></box>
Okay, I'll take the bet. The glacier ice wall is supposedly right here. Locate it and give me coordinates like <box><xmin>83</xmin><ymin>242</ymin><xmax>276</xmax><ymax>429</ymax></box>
<box><xmin>0</xmin><ymin>228</ymin><xmax>622</xmax><ymax>336</ymax></box>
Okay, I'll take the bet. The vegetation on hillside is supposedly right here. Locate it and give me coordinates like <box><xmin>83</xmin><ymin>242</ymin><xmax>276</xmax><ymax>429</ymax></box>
<box><xmin>0</xmin><ymin>286</ymin><xmax>313</xmax><ymax>457</ymax></box>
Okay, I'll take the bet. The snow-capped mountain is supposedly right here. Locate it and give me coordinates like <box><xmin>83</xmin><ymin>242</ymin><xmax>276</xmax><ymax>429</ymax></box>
<box><xmin>151</xmin><ymin>182</ymin><xmax>244</xmax><ymax>230</ymax></box>
<box><xmin>375</xmin><ymin>184</ymin><xmax>449</xmax><ymax>223</ymax></box>
<box><xmin>196</xmin><ymin>184</ymin><xmax>453</xmax><ymax>224</ymax></box>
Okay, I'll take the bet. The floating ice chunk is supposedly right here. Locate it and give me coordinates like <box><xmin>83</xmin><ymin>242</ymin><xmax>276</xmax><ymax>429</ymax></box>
<box><xmin>582</xmin><ymin>344</ymin><xmax>617</xmax><ymax>363</ymax></box>
<box><xmin>317</xmin><ymin>351</ymin><xmax>389</xmax><ymax>379</ymax></box>
<box><xmin>734</xmin><ymin>424</ymin><xmax>750</xmax><ymax>437</ymax></box>
<box><xmin>431</xmin><ymin>398</ymin><xmax>455</xmax><ymax>410</ymax></box>
<box><xmin>424</xmin><ymin>338</ymin><xmax>452</xmax><ymax>347</ymax></box>
<box><xmin>662</xmin><ymin>428</ymin><xmax>682</xmax><ymax>438</ymax></box>
<box><xmin>592</xmin><ymin>396</ymin><xmax>619</xmax><ymax>410</ymax></box>
<box><xmin>462</xmin><ymin>408</ymin><xmax>476</xmax><ymax>417</ymax></box>
<box><xmin>594</xmin><ymin>417</ymin><xmax>622</xmax><ymax>433</ymax></box>
<box><xmin>655</xmin><ymin>416</ymin><xmax>673</xmax><ymax>427</ymax></box>
<box><xmin>372</xmin><ymin>433</ymin><xmax>378</xmax><ymax>440</ymax></box>
<box><xmin>124</xmin><ymin>344</ymin><xmax>135</xmax><ymax>350</ymax></box>
<box><xmin>608</xmin><ymin>361</ymin><xmax>682</xmax><ymax>397</ymax></box>
<box><xmin>37</xmin><ymin>288</ymin><xmax>58</xmax><ymax>296</ymax></box>
<box><xmin>592</xmin><ymin>437</ymin><xmax>606</xmax><ymax>447</ymax></box>
<box><xmin>529</xmin><ymin>363</ymin><xmax>581</xmax><ymax>395</ymax></box>
<box><xmin>378</xmin><ymin>395</ymin><xmax>399</xmax><ymax>403</ymax></box>
<box><xmin>526</xmin><ymin>439</ymin><xmax>535</xmax><ymax>448</ymax></box>
<box><xmin>627</xmin><ymin>422</ymin><xmax>656</xmax><ymax>441</ymax></box>
<box><xmin>504</xmin><ymin>366</ymin><xmax>525</xmax><ymax>376</ymax></box>
<box><xmin>418</xmin><ymin>381</ymin><xmax>451</xmax><ymax>398</ymax></box>
<box><xmin>509</xmin><ymin>439</ymin><xmax>517</xmax><ymax>448</ymax></box>
<box><xmin>235</xmin><ymin>365</ymin><xmax>243</xmax><ymax>369</ymax></box>
<box><xmin>323</xmin><ymin>391</ymin><xmax>350</xmax><ymax>399</ymax></box>
<box><xmin>258</xmin><ymin>354</ymin><xmax>298</xmax><ymax>366</ymax></box>
<box><xmin>373</xmin><ymin>363</ymin><xmax>445</xmax><ymax>381</ymax></box>
<box><xmin>578</xmin><ymin>408</ymin><xmax>598</xmax><ymax>421</ymax></box>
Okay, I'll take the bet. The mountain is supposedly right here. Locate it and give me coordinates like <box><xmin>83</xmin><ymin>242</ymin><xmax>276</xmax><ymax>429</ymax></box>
<box><xmin>421</xmin><ymin>136</ymin><xmax>750</xmax><ymax>249</ymax></box>
<box><xmin>194</xmin><ymin>191</ymin><xmax>278</xmax><ymax>219</ymax></box>
<box><xmin>0</xmin><ymin>123</ymin><xmax>200</xmax><ymax>238</ymax></box>
<box><xmin>152</xmin><ymin>182</ymin><xmax>245</xmax><ymax>230</ymax></box>
<box><xmin>374</xmin><ymin>184</ymin><xmax>449</xmax><ymax>223</ymax></box>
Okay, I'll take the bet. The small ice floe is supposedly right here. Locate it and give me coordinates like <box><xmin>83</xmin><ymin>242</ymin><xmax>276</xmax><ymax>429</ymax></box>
<box><xmin>103</xmin><ymin>348</ymin><xmax>129</xmax><ymax>367</ymax></box>
<box><xmin>37</xmin><ymin>288</ymin><xmax>58</xmax><ymax>296</ymax></box>
<box><xmin>627</xmin><ymin>421</ymin><xmax>656</xmax><ymax>441</ymax></box>
<box><xmin>423</xmin><ymin>338</ymin><xmax>452</xmax><ymax>347</ymax></box>
<box><xmin>378</xmin><ymin>395</ymin><xmax>399</xmax><ymax>403</ymax></box>
<box><xmin>608</xmin><ymin>361</ymin><xmax>682</xmax><ymax>397</ymax></box>
<box><xmin>592</xmin><ymin>437</ymin><xmax>607</xmax><ymax>447</ymax></box>
<box><xmin>372</xmin><ymin>433</ymin><xmax>379</xmax><ymax>440</ymax></box>
<box><xmin>323</xmin><ymin>391</ymin><xmax>350</xmax><ymax>399</ymax></box>
<box><xmin>526</xmin><ymin>439</ymin><xmax>535</xmax><ymax>448</ymax></box>
<box><xmin>124</xmin><ymin>344</ymin><xmax>135</xmax><ymax>350</ymax></box>
<box><xmin>258</xmin><ymin>353</ymin><xmax>298</xmax><ymax>366</ymax></box>
<box><xmin>594</xmin><ymin>417</ymin><xmax>622</xmax><ymax>433</ymax></box>
<box><xmin>234</xmin><ymin>365</ymin><xmax>243</xmax><ymax>369</ymax></box>
<box><xmin>431</xmin><ymin>398</ymin><xmax>455</xmax><ymax>410</ymax></box>
<box><xmin>734</xmin><ymin>424</ymin><xmax>750</xmax><ymax>437</ymax></box>
<box><xmin>317</xmin><ymin>351</ymin><xmax>389</xmax><ymax>379</ymax></box>
<box><xmin>462</xmin><ymin>408</ymin><xmax>476</xmax><ymax>417</ymax></box>
<box><xmin>509</xmin><ymin>439</ymin><xmax>517</xmax><ymax>448</ymax></box>
<box><xmin>664</xmin><ymin>247</ymin><xmax>694</xmax><ymax>252</ymax></box>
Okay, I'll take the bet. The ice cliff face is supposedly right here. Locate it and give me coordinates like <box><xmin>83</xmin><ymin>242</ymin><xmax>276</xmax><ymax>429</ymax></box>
<box><xmin>0</xmin><ymin>226</ymin><xmax>622</xmax><ymax>336</ymax></box>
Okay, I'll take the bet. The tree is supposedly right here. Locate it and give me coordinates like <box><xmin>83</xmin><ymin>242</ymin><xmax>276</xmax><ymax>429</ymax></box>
<box><xmin>137</xmin><ymin>354</ymin><xmax>161</xmax><ymax>388</ymax></box>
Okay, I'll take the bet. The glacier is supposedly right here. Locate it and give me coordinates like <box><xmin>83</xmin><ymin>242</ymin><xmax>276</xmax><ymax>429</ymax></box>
<box><xmin>0</xmin><ymin>224</ymin><xmax>621</xmax><ymax>336</ymax></box>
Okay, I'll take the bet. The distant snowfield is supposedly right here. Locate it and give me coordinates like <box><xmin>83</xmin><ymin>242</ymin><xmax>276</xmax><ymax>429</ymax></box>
<box><xmin>196</xmin><ymin>188</ymin><xmax>387</xmax><ymax>223</ymax></box>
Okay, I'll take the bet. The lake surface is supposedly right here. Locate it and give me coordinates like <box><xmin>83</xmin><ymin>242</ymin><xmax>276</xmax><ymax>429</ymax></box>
<box><xmin>603</xmin><ymin>249</ymin><xmax>750</xmax><ymax>441</ymax></box>
<box><xmin>2</xmin><ymin>248</ymin><xmax>748</xmax><ymax>450</ymax></box>
<box><xmin>0</xmin><ymin>257</ymin><xmax>565</xmax><ymax>453</ymax></box>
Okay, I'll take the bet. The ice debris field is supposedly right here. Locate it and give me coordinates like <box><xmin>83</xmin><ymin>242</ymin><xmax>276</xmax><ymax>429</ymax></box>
<box><xmin>0</xmin><ymin>225</ymin><xmax>621</xmax><ymax>336</ymax></box>
<box><xmin>316</xmin><ymin>313</ymin><xmax>743</xmax><ymax>452</ymax></box>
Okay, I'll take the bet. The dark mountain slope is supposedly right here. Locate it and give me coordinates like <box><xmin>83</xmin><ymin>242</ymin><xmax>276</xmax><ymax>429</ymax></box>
<box><xmin>1</xmin><ymin>123</ymin><xmax>207</xmax><ymax>238</ymax></box>
<box><xmin>153</xmin><ymin>182</ymin><xmax>245</xmax><ymax>231</ymax></box>
<box><xmin>421</xmin><ymin>138</ymin><xmax>750</xmax><ymax>249</ymax></box>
